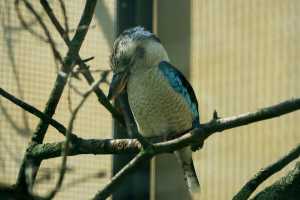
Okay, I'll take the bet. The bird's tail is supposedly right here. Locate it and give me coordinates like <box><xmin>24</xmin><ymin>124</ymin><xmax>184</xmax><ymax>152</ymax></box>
<box><xmin>175</xmin><ymin>147</ymin><xmax>201</xmax><ymax>194</ymax></box>
<box><xmin>184</xmin><ymin>160</ymin><xmax>201</xmax><ymax>194</ymax></box>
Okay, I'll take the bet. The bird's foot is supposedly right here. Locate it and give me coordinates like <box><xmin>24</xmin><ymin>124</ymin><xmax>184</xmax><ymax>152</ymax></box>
<box><xmin>162</xmin><ymin>132</ymin><xmax>170</xmax><ymax>142</ymax></box>
<box><xmin>117</xmin><ymin>108</ymin><xmax>123</xmax><ymax>115</ymax></box>
<box><xmin>191</xmin><ymin>141</ymin><xmax>204</xmax><ymax>152</ymax></box>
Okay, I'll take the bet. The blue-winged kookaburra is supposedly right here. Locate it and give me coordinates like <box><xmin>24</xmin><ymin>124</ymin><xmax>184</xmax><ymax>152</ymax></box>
<box><xmin>107</xmin><ymin>26</ymin><xmax>201</xmax><ymax>194</ymax></box>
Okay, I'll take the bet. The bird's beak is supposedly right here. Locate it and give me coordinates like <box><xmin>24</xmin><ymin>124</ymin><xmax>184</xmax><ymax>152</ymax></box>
<box><xmin>107</xmin><ymin>69</ymin><xmax>131</xmax><ymax>101</ymax></box>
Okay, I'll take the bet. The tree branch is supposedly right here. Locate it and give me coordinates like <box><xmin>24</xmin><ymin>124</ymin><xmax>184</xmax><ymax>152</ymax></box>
<box><xmin>168</xmin><ymin>98</ymin><xmax>300</xmax><ymax>147</ymax></box>
<box><xmin>0</xmin><ymin>86</ymin><xmax>140</xmax><ymax>158</ymax></box>
<box><xmin>3</xmin><ymin>44</ymin><xmax>299</xmax><ymax>195</ymax></box>
<box><xmin>0</xmin><ymin>87</ymin><xmax>81</xmax><ymax>144</ymax></box>
<box><xmin>2</xmin><ymin>84</ymin><xmax>300</xmax><ymax>158</ymax></box>
<box><xmin>40</xmin><ymin>0</ymin><xmax>126</xmax><ymax>129</ymax></box>
<box><xmin>233</xmin><ymin>143</ymin><xmax>300</xmax><ymax>200</ymax></box>
<box><xmin>30</xmin><ymin>139</ymin><xmax>140</xmax><ymax>160</ymax></box>
<box><xmin>92</xmin><ymin>98</ymin><xmax>300</xmax><ymax>199</ymax></box>
<box><xmin>13</xmin><ymin>0</ymin><xmax>98</xmax><ymax>192</ymax></box>
<box><xmin>11</xmin><ymin>1</ymin><xmax>300</xmax><ymax>198</ymax></box>
<box><xmin>44</xmin><ymin>74</ymin><xmax>105</xmax><ymax>200</ymax></box>
<box><xmin>92</xmin><ymin>149</ymin><xmax>155</xmax><ymax>200</ymax></box>
<box><xmin>251</xmin><ymin>162</ymin><xmax>300</xmax><ymax>200</ymax></box>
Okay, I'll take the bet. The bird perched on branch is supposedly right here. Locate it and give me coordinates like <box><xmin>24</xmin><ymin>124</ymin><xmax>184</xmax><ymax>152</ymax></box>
<box><xmin>107</xmin><ymin>26</ymin><xmax>201</xmax><ymax>194</ymax></box>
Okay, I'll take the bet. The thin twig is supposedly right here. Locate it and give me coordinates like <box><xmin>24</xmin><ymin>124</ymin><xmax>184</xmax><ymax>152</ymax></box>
<box><xmin>40</xmin><ymin>0</ymin><xmax>126</xmax><ymax>129</ymax></box>
<box><xmin>233</xmin><ymin>142</ymin><xmax>300</xmax><ymax>200</ymax></box>
<box><xmin>89</xmin><ymin>69</ymin><xmax>111</xmax><ymax>73</ymax></box>
<box><xmin>17</xmin><ymin>0</ymin><xmax>63</xmax><ymax>64</ymax></box>
<box><xmin>61</xmin><ymin>171</ymin><xmax>105</xmax><ymax>190</ymax></box>
<box><xmin>45</xmin><ymin>75</ymin><xmax>105</xmax><ymax>200</ymax></box>
<box><xmin>68</xmin><ymin>24</ymin><xmax>96</xmax><ymax>33</ymax></box>
<box><xmin>92</xmin><ymin>151</ymin><xmax>154</xmax><ymax>200</ymax></box>
<box><xmin>40</xmin><ymin>0</ymin><xmax>84</xmax><ymax>69</ymax></box>
<box><xmin>67</xmin><ymin>61</ymin><xmax>78</xmax><ymax>114</ymax></box>
<box><xmin>26</xmin><ymin>73</ymin><xmax>104</xmax><ymax>199</ymax></box>
<box><xmin>0</xmin><ymin>87</ymin><xmax>80</xmax><ymax>144</ymax></box>
<box><xmin>14</xmin><ymin>0</ymin><xmax>50</xmax><ymax>43</ymax></box>
<box><xmin>58</xmin><ymin>0</ymin><xmax>69</xmax><ymax>37</ymax></box>
<box><xmin>82</xmin><ymin>56</ymin><xmax>95</xmax><ymax>63</ymax></box>
<box><xmin>67</xmin><ymin>79</ymin><xmax>73</xmax><ymax>113</ymax></box>
<box><xmin>69</xmin><ymin>83</ymin><xmax>84</xmax><ymax>96</ymax></box>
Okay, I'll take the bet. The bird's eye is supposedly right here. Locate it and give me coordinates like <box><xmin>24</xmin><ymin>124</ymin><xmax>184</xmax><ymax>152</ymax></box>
<box><xmin>123</xmin><ymin>58</ymin><xmax>130</xmax><ymax>65</ymax></box>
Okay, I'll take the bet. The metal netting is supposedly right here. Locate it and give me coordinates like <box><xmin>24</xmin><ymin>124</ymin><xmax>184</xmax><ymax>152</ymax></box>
<box><xmin>0</xmin><ymin>1</ymin><xmax>116</xmax><ymax>199</ymax></box>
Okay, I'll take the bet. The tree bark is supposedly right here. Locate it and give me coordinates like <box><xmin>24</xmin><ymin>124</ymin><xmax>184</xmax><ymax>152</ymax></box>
<box><xmin>252</xmin><ymin>162</ymin><xmax>300</xmax><ymax>200</ymax></box>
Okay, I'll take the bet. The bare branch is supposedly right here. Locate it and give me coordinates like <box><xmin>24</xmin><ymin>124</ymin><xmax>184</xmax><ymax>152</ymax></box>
<box><xmin>14</xmin><ymin>0</ymin><xmax>98</xmax><ymax>192</ymax></box>
<box><xmin>67</xmin><ymin>79</ymin><xmax>73</xmax><ymax>113</ymax></box>
<box><xmin>2</xmin><ymin>85</ymin><xmax>300</xmax><ymax>157</ymax></box>
<box><xmin>15</xmin><ymin>0</ymin><xmax>63</xmax><ymax>64</ymax></box>
<box><xmin>93</xmin><ymin>98</ymin><xmax>300</xmax><ymax>199</ymax></box>
<box><xmin>68</xmin><ymin>25</ymin><xmax>96</xmax><ymax>33</ymax></box>
<box><xmin>44</xmin><ymin>75</ymin><xmax>105</xmax><ymax>200</ymax></box>
<box><xmin>40</xmin><ymin>0</ymin><xmax>88</xmax><ymax>72</ymax></box>
<box><xmin>92</xmin><ymin>150</ymin><xmax>154</xmax><ymax>200</ymax></box>
<box><xmin>10</xmin><ymin>1</ymin><xmax>300</xmax><ymax>198</ymax></box>
<box><xmin>165</xmin><ymin>98</ymin><xmax>300</xmax><ymax>150</ymax></box>
<box><xmin>0</xmin><ymin>86</ymin><xmax>140</xmax><ymax>158</ymax></box>
<box><xmin>14</xmin><ymin>0</ymin><xmax>50</xmax><ymax>43</ymax></box>
<box><xmin>0</xmin><ymin>184</ymin><xmax>38</xmax><ymax>200</ymax></box>
<box><xmin>82</xmin><ymin>56</ymin><xmax>95</xmax><ymax>63</ymax></box>
<box><xmin>233</xmin><ymin>142</ymin><xmax>300</xmax><ymax>200</ymax></box>
<box><xmin>58</xmin><ymin>0</ymin><xmax>69</xmax><ymax>36</ymax></box>
<box><xmin>252</xmin><ymin>162</ymin><xmax>300</xmax><ymax>200</ymax></box>
<box><xmin>0</xmin><ymin>87</ymin><xmax>81</xmax><ymax>144</ymax></box>
<box><xmin>31</xmin><ymin>139</ymin><xmax>140</xmax><ymax>160</ymax></box>
<box><xmin>40</xmin><ymin>0</ymin><xmax>126</xmax><ymax>130</ymax></box>
<box><xmin>61</xmin><ymin>171</ymin><xmax>105</xmax><ymax>190</ymax></box>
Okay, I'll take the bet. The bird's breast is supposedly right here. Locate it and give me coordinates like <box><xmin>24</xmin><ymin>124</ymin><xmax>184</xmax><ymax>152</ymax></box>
<box><xmin>127</xmin><ymin>66</ymin><xmax>194</xmax><ymax>138</ymax></box>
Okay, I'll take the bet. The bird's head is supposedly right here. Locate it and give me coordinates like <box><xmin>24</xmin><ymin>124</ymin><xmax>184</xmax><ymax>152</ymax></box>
<box><xmin>107</xmin><ymin>26</ymin><xmax>169</xmax><ymax>101</ymax></box>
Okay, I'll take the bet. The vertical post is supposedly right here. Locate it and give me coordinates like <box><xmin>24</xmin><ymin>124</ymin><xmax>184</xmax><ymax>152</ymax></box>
<box><xmin>113</xmin><ymin>0</ymin><xmax>153</xmax><ymax>199</ymax></box>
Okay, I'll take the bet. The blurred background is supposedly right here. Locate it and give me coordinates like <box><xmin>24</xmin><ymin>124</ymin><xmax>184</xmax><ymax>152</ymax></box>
<box><xmin>0</xmin><ymin>0</ymin><xmax>300</xmax><ymax>199</ymax></box>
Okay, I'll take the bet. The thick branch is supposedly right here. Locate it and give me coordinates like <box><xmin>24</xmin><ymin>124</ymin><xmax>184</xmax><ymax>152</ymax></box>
<box><xmin>0</xmin><ymin>87</ymin><xmax>140</xmax><ymax>159</ymax></box>
<box><xmin>95</xmin><ymin>98</ymin><xmax>300</xmax><ymax>198</ymax></box>
<box><xmin>88</xmin><ymin>98</ymin><xmax>300</xmax><ymax>199</ymax></box>
<box><xmin>252</xmin><ymin>162</ymin><xmax>300</xmax><ymax>200</ymax></box>
<box><xmin>3</xmin><ymin>85</ymin><xmax>300</xmax><ymax>158</ymax></box>
<box><xmin>233</xmin><ymin>143</ymin><xmax>300</xmax><ymax>200</ymax></box>
<box><xmin>31</xmin><ymin>139</ymin><xmax>140</xmax><ymax>160</ymax></box>
<box><xmin>160</xmin><ymin>98</ymin><xmax>300</xmax><ymax>153</ymax></box>
<box><xmin>0</xmin><ymin>184</ymin><xmax>38</xmax><ymax>200</ymax></box>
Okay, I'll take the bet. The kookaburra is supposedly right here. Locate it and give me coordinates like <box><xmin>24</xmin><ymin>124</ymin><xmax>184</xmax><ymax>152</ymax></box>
<box><xmin>107</xmin><ymin>26</ymin><xmax>201</xmax><ymax>194</ymax></box>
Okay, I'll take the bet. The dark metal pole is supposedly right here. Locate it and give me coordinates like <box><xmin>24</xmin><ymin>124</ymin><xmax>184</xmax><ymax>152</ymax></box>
<box><xmin>113</xmin><ymin>1</ymin><xmax>153</xmax><ymax>200</ymax></box>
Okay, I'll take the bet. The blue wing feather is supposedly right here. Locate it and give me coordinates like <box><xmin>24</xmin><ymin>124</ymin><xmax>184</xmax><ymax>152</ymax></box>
<box><xmin>159</xmin><ymin>61</ymin><xmax>200</xmax><ymax>127</ymax></box>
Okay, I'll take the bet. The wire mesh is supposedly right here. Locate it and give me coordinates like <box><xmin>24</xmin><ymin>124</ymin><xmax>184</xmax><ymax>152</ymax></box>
<box><xmin>190</xmin><ymin>1</ymin><xmax>300</xmax><ymax>199</ymax></box>
<box><xmin>0</xmin><ymin>0</ymin><xmax>116</xmax><ymax>199</ymax></box>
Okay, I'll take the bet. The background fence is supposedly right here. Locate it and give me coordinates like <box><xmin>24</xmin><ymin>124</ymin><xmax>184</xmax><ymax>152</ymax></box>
<box><xmin>1</xmin><ymin>1</ymin><xmax>300</xmax><ymax>199</ymax></box>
